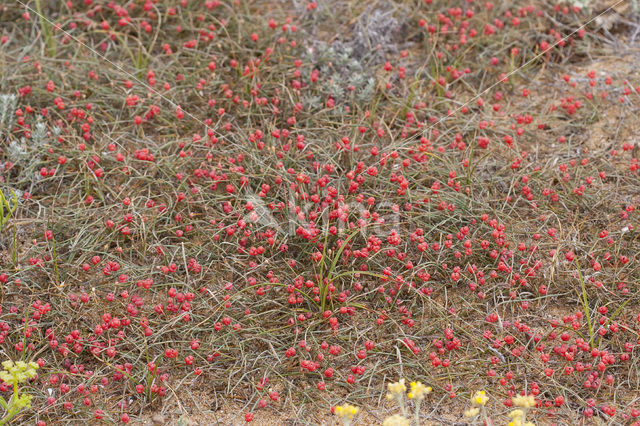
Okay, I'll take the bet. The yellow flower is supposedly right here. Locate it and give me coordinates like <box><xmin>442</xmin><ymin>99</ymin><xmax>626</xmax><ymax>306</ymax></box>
<box><xmin>15</xmin><ymin>393</ymin><xmax>34</xmax><ymax>410</ymax></box>
<box><xmin>508</xmin><ymin>420</ymin><xmax>534</xmax><ymax>426</ymax></box>
<box><xmin>464</xmin><ymin>407</ymin><xmax>480</xmax><ymax>418</ymax></box>
<box><xmin>0</xmin><ymin>359</ymin><xmax>39</xmax><ymax>386</ymax></box>
<box><xmin>508</xmin><ymin>407</ymin><xmax>535</xmax><ymax>426</ymax></box>
<box><xmin>0</xmin><ymin>370</ymin><xmax>12</xmax><ymax>382</ymax></box>
<box><xmin>382</xmin><ymin>414</ymin><xmax>411</xmax><ymax>426</ymax></box>
<box><xmin>512</xmin><ymin>394</ymin><xmax>536</xmax><ymax>408</ymax></box>
<box><xmin>508</xmin><ymin>409</ymin><xmax>524</xmax><ymax>419</ymax></box>
<box><xmin>408</xmin><ymin>381</ymin><xmax>431</xmax><ymax>401</ymax></box>
<box><xmin>471</xmin><ymin>390</ymin><xmax>488</xmax><ymax>406</ymax></box>
<box><xmin>387</xmin><ymin>378</ymin><xmax>406</xmax><ymax>398</ymax></box>
<box><xmin>334</xmin><ymin>404</ymin><xmax>359</xmax><ymax>420</ymax></box>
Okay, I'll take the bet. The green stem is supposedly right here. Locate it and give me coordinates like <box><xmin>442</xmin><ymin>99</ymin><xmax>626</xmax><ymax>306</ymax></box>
<box><xmin>0</xmin><ymin>384</ymin><xmax>20</xmax><ymax>426</ymax></box>
<box><xmin>34</xmin><ymin>0</ymin><xmax>56</xmax><ymax>57</ymax></box>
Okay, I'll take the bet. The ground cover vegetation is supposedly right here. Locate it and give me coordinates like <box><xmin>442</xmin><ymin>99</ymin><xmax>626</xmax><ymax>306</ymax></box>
<box><xmin>1</xmin><ymin>0</ymin><xmax>640</xmax><ymax>424</ymax></box>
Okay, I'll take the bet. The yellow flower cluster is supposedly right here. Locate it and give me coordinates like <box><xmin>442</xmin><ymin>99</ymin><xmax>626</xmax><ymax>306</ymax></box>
<box><xmin>386</xmin><ymin>378</ymin><xmax>407</xmax><ymax>400</ymax></box>
<box><xmin>334</xmin><ymin>404</ymin><xmax>359</xmax><ymax>421</ymax></box>
<box><xmin>464</xmin><ymin>390</ymin><xmax>488</xmax><ymax>420</ymax></box>
<box><xmin>471</xmin><ymin>390</ymin><xmax>488</xmax><ymax>406</ymax></box>
<box><xmin>6</xmin><ymin>392</ymin><xmax>33</xmax><ymax>412</ymax></box>
<box><xmin>512</xmin><ymin>394</ymin><xmax>536</xmax><ymax>408</ymax></box>
<box><xmin>382</xmin><ymin>414</ymin><xmax>410</xmax><ymax>426</ymax></box>
<box><xmin>508</xmin><ymin>409</ymin><xmax>535</xmax><ymax>426</ymax></box>
<box><xmin>462</xmin><ymin>390</ymin><xmax>537</xmax><ymax>425</ymax></box>
<box><xmin>464</xmin><ymin>407</ymin><xmax>480</xmax><ymax>418</ymax></box>
<box><xmin>508</xmin><ymin>394</ymin><xmax>536</xmax><ymax>426</ymax></box>
<box><xmin>0</xmin><ymin>360</ymin><xmax>39</xmax><ymax>387</ymax></box>
<box><xmin>407</xmin><ymin>381</ymin><xmax>432</xmax><ymax>401</ymax></box>
<box><xmin>382</xmin><ymin>378</ymin><xmax>432</xmax><ymax>425</ymax></box>
<box><xmin>0</xmin><ymin>360</ymin><xmax>40</xmax><ymax>422</ymax></box>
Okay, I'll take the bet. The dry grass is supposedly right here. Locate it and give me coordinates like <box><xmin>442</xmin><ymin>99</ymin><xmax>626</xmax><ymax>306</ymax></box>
<box><xmin>1</xmin><ymin>0</ymin><xmax>640</xmax><ymax>425</ymax></box>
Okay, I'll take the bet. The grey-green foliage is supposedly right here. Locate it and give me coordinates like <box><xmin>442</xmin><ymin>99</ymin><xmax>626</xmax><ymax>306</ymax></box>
<box><xmin>351</xmin><ymin>5</ymin><xmax>403</xmax><ymax>60</ymax></box>
<box><xmin>304</xmin><ymin>42</ymin><xmax>377</xmax><ymax>107</ymax></box>
<box><xmin>6</xmin><ymin>117</ymin><xmax>60</xmax><ymax>183</ymax></box>
<box><xmin>302</xmin><ymin>2</ymin><xmax>405</xmax><ymax>108</ymax></box>
<box><xmin>0</xmin><ymin>95</ymin><xmax>25</xmax><ymax>230</ymax></box>
<box><xmin>0</xmin><ymin>94</ymin><xmax>17</xmax><ymax>131</ymax></box>
<box><xmin>357</xmin><ymin>76</ymin><xmax>376</xmax><ymax>104</ymax></box>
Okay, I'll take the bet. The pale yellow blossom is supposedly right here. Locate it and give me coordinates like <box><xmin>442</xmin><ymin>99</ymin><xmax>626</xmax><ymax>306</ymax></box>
<box><xmin>382</xmin><ymin>414</ymin><xmax>411</xmax><ymax>426</ymax></box>
<box><xmin>509</xmin><ymin>409</ymin><xmax>524</xmax><ymax>419</ymax></box>
<box><xmin>464</xmin><ymin>407</ymin><xmax>480</xmax><ymax>418</ymax></box>
<box><xmin>508</xmin><ymin>406</ymin><xmax>535</xmax><ymax>426</ymax></box>
<box><xmin>0</xmin><ymin>360</ymin><xmax>39</xmax><ymax>387</ymax></box>
<box><xmin>471</xmin><ymin>390</ymin><xmax>488</xmax><ymax>406</ymax></box>
<box><xmin>407</xmin><ymin>381</ymin><xmax>431</xmax><ymax>400</ymax></box>
<box><xmin>512</xmin><ymin>394</ymin><xmax>536</xmax><ymax>408</ymax></box>
<box><xmin>334</xmin><ymin>404</ymin><xmax>359</xmax><ymax>421</ymax></box>
<box><xmin>386</xmin><ymin>379</ymin><xmax>407</xmax><ymax>400</ymax></box>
